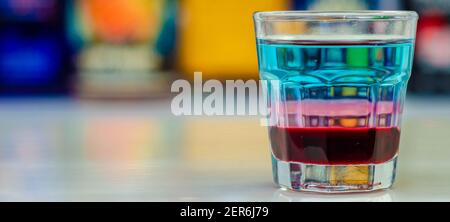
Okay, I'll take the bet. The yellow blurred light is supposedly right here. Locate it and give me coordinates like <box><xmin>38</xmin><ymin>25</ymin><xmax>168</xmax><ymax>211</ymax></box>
<box><xmin>178</xmin><ymin>0</ymin><xmax>289</xmax><ymax>80</ymax></box>
<box><xmin>341</xmin><ymin>87</ymin><xmax>358</xmax><ymax>96</ymax></box>
<box><xmin>340</xmin><ymin>118</ymin><xmax>359</xmax><ymax>127</ymax></box>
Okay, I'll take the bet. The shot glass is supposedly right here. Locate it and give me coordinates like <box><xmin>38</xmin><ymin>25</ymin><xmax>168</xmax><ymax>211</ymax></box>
<box><xmin>254</xmin><ymin>11</ymin><xmax>418</xmax><ymax>193</ymax></box>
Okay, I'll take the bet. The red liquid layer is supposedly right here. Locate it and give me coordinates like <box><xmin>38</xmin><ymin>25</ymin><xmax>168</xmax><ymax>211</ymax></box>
<box><xmin>269</xmin><ymin>127</ymin><xmax>400</xmax><ymax>165</ymax></box>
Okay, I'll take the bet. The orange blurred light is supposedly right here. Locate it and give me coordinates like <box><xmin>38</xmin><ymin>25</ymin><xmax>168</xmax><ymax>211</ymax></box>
<box><xmin>80</xmin><ymin>0</ymin><xmax>162</xmax><ymax>43</ymax></box>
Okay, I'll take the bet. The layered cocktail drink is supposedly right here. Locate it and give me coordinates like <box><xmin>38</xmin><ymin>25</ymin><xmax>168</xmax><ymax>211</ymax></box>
<box><xmin>254</xmin><ymin>11</ymin><xmax>418</xmax><ymax>192</ymax></box>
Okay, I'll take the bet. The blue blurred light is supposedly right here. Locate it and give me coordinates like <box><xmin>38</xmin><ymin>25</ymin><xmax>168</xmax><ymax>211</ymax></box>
<box><xmin>0</xmin><ymin>30</ymin><xmax>61</xmax><ymax>86</ymax></box>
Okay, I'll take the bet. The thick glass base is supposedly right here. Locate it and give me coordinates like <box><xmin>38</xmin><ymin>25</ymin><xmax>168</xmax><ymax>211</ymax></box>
<box><xmin>271</xmin><ymin>154</ymin><xmax>397</xmax><ymax>193</ymax></box>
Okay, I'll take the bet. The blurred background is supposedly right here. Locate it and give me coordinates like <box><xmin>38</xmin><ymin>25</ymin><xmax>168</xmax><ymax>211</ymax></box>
<box><xmin>0</xmin><ymin>0</ymin><xmax>449</xmax><ymax>201</ymax></box>
<box><xmin>0</xmin><ymin>0</ymin><xmax>448</xmax><ymax>96</ymax></box>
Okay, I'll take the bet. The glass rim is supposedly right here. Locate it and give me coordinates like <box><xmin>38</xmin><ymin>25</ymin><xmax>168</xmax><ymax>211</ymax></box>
<box><xmin>254</xmin><ymin>10</ymin><xmax>419</xmax><ymax>21</ymax></box>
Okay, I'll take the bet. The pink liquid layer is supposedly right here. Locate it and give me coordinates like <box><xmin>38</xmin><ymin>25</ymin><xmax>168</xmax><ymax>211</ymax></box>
<box><xmin>269</xmin><ymin>127</ymin><xmax>400</xmax><ymax>165</ymax></box>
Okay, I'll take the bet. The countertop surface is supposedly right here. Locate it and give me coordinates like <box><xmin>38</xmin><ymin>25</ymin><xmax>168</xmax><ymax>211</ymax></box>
<box><xmin>0</xmin><ymin>96</ymin><xmax>449</xmax><ymax>201</ymax></box>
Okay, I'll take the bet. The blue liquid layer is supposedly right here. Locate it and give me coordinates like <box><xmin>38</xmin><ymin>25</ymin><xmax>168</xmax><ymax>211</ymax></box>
<box><xmin>257</xmin><ymin>39</ymin><xmax>414</xmax><ymax>85</ymax></box>
<box><xmin>257</xmin><ymin>38</ymin><xmax>414</xmax><ymax>128</ymax></box>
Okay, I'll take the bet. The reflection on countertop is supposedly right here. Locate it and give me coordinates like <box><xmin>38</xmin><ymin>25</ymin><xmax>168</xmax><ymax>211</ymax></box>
<box><xmin>0</xmin><ymin>96</ymin><xmax>449</xmax><ymax>201</ymax></box>
<box><xmin>272</xmin><ymin>189</ymin><xmax>393</xmax><ymax>202</ymax></box>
